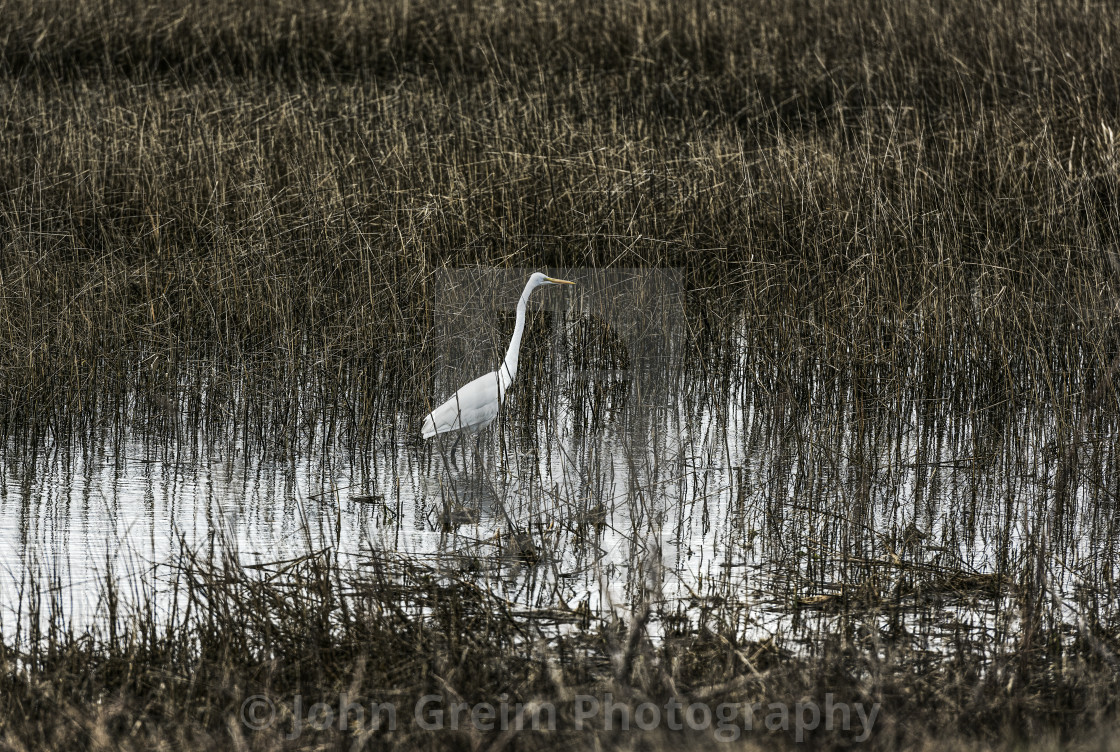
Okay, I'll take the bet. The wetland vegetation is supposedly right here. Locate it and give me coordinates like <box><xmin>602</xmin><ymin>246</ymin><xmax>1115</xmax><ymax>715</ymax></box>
<box><xmin>2</xmin><ymin>0</ymin><xmax>1120</xmax><ymax>749</ymax></box>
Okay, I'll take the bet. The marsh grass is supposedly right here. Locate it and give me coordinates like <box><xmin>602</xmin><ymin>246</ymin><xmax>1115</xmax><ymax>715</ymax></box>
<box><xmin>2</xmin><ymin>0</ymin><xmax>1120</xmax><ymax>748</ymax></box>
<box><xmin>2</xmin><ymin>530</ymin><xmax>1119</xmax><ymax>751</ymax></box>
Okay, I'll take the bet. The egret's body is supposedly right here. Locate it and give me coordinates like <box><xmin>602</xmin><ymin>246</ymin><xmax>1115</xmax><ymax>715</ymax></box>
<box><xmin>422</xmin><ymin>272</ymin><xmax>574</xmax><ymax>460</ymax></box>
<box><xmin>421</xmin><ymin>369</ymin><xmax>505</xmax><ymax>438</ymax></box>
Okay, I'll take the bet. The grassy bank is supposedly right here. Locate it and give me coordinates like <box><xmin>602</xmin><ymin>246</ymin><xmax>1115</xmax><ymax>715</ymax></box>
<box><xmin>3</xmin><ymin>539</ymin><xmax>1119</xmax><ymax>751</ymax></box>
<box><xmin>1</xmin><ymin>0</ymin><xmax>1120</xmax><ymax>749</ymax></box>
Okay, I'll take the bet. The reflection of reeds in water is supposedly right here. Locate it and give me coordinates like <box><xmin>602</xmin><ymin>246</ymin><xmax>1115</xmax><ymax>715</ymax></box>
<box><xmin>2</xmin><ymin>0</ymin><xmax>1120</xmax><ymax>746</ymax></box>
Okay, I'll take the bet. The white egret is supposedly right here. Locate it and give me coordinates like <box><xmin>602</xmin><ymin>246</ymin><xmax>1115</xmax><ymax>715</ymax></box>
<box><xmin>422</xmin><ymin>272</ymin><xmax>575</xmax><ymax>463</ymax></box>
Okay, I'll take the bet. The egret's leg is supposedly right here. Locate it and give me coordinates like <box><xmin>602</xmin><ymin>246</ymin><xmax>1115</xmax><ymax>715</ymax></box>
<box><xmin>449</xmin><ymin>434</ymin><xmax>462</xmax><ymax>467</ymax></box>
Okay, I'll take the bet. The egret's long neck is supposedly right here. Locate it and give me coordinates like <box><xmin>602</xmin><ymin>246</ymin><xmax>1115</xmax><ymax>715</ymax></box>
<box><xmin>500</xmin><ymin>283</ymin><xmax>533</xmax><ymax>393</ymax></box>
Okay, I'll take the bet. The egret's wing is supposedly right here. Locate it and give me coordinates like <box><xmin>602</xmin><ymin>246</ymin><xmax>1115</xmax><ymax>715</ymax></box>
<box><xmin>421</xmin><ymin>370</ymin><xmax>502</xmax><ymax>437</ymax></box>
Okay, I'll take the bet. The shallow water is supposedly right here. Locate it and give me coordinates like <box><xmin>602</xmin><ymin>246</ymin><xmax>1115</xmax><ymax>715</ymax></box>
<box><xmin>2</xmin><ymin>273</ymin><xmax>1117</xmax><ymax>652</ymax></box>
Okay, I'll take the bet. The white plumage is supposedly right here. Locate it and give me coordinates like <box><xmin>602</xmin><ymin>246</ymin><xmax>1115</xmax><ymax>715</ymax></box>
<box><xmin>420</xmin><ymin>369</ymin><xmax>504</xmax><ymax>438</ymax></box>
<box><xmin>421</xmin><ymin>272</ymin><xmax>574</xmax><ymax>456</ymax></box>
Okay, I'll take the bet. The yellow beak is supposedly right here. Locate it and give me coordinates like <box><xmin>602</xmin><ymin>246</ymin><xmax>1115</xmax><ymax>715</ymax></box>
<box><xmin>545</xmin><ymin>277</ymin><xmax>575</xmax><ymax>285</ymax></box>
